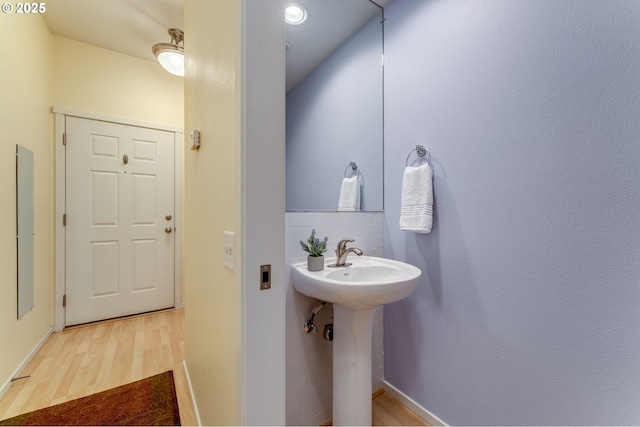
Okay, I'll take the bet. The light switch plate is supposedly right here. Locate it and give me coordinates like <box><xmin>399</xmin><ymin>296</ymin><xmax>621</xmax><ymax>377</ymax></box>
<box><xmin>224</xmin><ymin>231</ymin><xmax>234</xmax><ymax>270</ymax></box>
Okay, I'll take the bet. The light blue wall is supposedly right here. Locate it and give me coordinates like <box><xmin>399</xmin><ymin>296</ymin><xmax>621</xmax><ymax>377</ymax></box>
<box><xmin>383</xmin><ymin>0</ymin><xmax>640</xmax><ymax>424</ymax></box>
<box><xmin>286</xmin><ymin>13</ymin><xmax>383</xmax><ymax>211</ymax></box>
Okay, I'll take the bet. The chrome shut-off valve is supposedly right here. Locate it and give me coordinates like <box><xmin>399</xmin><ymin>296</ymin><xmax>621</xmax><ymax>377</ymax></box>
<box><xmin>303</xmin><ymin>301</ymin><xmax>327</xmax><ymax>333</ymax></box>
<box><xmin>303</xmin><ymin>319</ymin><xmax>318</xmax><ymax>333</ymax></box>
<box><xmin>323</xmin><ymin>323</ymin><xmax>334</xmax><ymax>341</ymax></box>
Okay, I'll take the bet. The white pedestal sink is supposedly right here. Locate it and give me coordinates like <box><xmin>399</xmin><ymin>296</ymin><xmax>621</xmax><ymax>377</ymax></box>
<box><xmin>292</xmin><ymin>256</ymin><xmax>422</xmax><ymax>426</ymax></box>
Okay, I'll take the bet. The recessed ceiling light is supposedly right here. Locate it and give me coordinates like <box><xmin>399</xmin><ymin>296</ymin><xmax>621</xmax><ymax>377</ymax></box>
<box><xmin>285</xmin><ymin>4</ymin><xmax>308</xmax><ymax>25</ymax></box>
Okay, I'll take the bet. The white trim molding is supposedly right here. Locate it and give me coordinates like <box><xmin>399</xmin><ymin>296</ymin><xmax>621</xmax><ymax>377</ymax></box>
<box><xmin>173</xmin><ymin>132</ymin><xmax>184</xmax><ymax>310</ymax></box>
<box><xmin>54</xmin><ymin>113</ymin><xmax>66</xmax><ymax>332</ymax></box>
<box><xmin>383</xmin><ymin>380</ymin><xmax>448</xmax><ymax>427</ymax></box>
<box><xmin>51</xmin><ymin>107</ymin><xmax>183</xmax><ymax>133</ymax></box>
<box><xmin>0</xmin><ymin>327</ymin><xmax>53</xmax><ymax>400</ymax></box>
<box><xmin>240</xmin><ymin>0</ymin><xmax>286</xmax><ymax>424</ymax></box>
<box><xmin>182</xmin><ymin>360</ymin><xmax>202</xmax><ymax>426</ymax></box>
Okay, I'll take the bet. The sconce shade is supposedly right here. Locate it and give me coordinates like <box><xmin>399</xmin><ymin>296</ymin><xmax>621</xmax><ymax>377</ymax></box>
<box><xmin>152</xmin><ymin>29</ymin><xmax>184</xmax><ymax>77</ymax></box>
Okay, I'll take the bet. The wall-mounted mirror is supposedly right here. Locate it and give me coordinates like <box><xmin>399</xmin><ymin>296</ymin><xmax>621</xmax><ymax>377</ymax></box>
<box><xmin>285</xmin><ymin>0</ymin><xmax>388</xmax><ymax>212</ymax></box>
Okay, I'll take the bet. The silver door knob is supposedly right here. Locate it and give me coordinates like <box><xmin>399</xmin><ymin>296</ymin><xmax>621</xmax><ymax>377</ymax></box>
<box><xmin>165</xmin><ymin>227</ymin><xmax>173</xmax><ymax>233</ymax></box>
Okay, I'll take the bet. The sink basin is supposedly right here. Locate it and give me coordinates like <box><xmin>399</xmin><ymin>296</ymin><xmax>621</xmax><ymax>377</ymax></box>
<box><xmin>291</xmin><ymin>256</ymin><xmax>421</xmax><ymax>309</ymax></box>
<box><xmin>291</xmin><ymin>255</ymin><xmax>422</xmax><ymax>426</ymax></box>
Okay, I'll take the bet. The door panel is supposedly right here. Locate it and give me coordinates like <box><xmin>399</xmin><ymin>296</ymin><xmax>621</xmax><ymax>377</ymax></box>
<box><xmin>66</xmin><ymin>117</ymin><xmax>175</xmax><ymax>326</ymax></box>
<box><xmin>132</xmin><ymin>238</ymin><xmax>157</xmax><ymax>291</ymax></box>
<box><xmin>132</xmin><ymin>173</ymin><xmax>156</xmax><ymax>224</ymax></box>
<box><xmin>91</xmin><ymin>171</ymin><xmax>119</xmax><ymax>225</ymax></box>
<box><xmin>91</xmin><ymin>241</ymin><xmax>119</xmax><ymax>296</ymax></box>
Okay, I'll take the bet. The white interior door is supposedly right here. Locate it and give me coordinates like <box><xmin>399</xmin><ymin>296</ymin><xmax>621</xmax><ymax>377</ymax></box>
<box><xmin>65</xmin><ymin>116</ymin><xmax>175</xmax><ymax>326</ymax></box>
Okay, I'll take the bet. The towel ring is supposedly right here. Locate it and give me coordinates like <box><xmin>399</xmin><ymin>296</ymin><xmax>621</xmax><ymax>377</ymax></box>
<box><xmin>405</xmin><ymin>145</ymin><xmax>431</xmax><ymax>167</ymax></box>
<box><xmin>344</xmin><ymin>162</ymin><xmax>359</xmax><ymax>177</ymax></box>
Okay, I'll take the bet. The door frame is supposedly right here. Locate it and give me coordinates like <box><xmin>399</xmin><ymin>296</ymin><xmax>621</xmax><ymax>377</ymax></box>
<box><xmin>53</xmin><ymin>108</ymin><xmax>184</xmax><ymax>332</ymax></box>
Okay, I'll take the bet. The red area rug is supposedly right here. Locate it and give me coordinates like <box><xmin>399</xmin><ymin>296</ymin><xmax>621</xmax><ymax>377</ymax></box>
<box><xmin>0</xmin><ymin>371</ymin><xmax>180</xmax><ymax>426</ymax></box>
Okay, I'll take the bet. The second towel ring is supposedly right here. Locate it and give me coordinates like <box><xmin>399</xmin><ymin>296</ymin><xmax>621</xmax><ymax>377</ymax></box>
<box><xmin>406</xmin><ymin>145</ymin><xmax>431</xmax><ymax>166</ymax></box>
<box><xmin>344</xmin><ymin>162</ymin><xmax>359</xmax><ymax>177</ymax></box>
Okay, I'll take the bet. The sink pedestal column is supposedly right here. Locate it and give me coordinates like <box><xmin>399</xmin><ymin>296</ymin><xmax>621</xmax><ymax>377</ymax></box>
<box><xmin>333</xmin><ymin>304</ymin><xmax>378</xmax><ymax>426</ymax></box>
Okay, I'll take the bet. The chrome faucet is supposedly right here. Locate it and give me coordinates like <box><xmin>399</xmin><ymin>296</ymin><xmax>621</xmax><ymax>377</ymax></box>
<box><xmin>329</xmin><ymin>238</ymin><xmax>363</xmax><ymax>267</ymax></box>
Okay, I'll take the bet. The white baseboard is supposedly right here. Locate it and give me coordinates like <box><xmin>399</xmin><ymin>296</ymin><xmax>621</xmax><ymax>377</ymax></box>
<box><xmin>0</xmin><ymin>327</ymin><xmax>53</xmax><ymax>401</ymax></box>
<box><xmin>182</xmin><ymin>360</ymin><xmax>202</xmax><ymax>426</ymax></box>
<box><xmin>383</xmin><ymin>380</ymin><xmax>448</xmax><ymax>427</ymax></box>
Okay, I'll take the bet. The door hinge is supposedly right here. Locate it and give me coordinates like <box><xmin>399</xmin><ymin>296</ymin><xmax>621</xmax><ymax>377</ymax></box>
<box><xmin>62</xmin><ymin>133</ymin><xmax>66</xmax><ymax>145</ymax></box>
<box><xmin>62</xmin><ymin>294</ymin><xmax>66</xmax><ymax>308</ymax></box>
<box><xmin>63</xmin><ymin>214</ymin><xmax>66</xmax><ymax>227</ymax></box>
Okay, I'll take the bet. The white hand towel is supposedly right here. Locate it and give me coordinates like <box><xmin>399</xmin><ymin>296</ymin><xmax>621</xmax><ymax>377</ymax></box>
<box><xmin>400</xmin><ymin>163</ymin><xmax>433</xmax><ymax>233</ymax></box>
<box><xmin>338</xmin><ymin>176</ymin><xmax>360</xmax><ymax>211</ymax></box>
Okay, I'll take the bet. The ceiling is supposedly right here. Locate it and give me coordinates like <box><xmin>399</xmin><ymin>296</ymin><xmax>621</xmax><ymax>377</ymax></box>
<box><xmin>42</xmin><ymin>0</ymin><xmax>184</xmax><ymax>63</ymax></box>
<box><xmin>285</xmin><ymin>0</ymin><xmax>392</xmax><ymax>90</ymax></box>
<box><xmin>41</xmin><ymin>0</ymin><xmax>392</xmax><ymax>89</ymax></box>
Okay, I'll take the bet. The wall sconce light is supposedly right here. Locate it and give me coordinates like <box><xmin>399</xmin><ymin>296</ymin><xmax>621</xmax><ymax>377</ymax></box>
<box><xmin>152</xmin><ymin>28</ymin><xmax>184</xmax><ymax>77</ymax></box>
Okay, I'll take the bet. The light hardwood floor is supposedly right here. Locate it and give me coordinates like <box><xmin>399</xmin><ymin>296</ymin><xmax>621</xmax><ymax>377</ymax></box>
<box><xmin>0</xmin><ymin>309</ymin><xmax>428</xmax><ymax>426</ymax></box>
<box><xmin>0</xmin><ymin>309</ymin><xmax>196</xmax><ymax>425</ymax></box>
<box><xmin>372</xmin><ymin>391</ymin><xmax>431</xmax><ymax>426</ymax></box>
<box><xmin>320</xmin><ymin>390</ymin><xmax>430</xmax><ymax>426</ymax></box>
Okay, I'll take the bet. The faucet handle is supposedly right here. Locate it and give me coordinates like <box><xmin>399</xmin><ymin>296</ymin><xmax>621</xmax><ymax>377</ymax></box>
<box><xmin>336</xmin><ymin>238</ymin><xmax>355</xmax><ymax>250</ymax></box>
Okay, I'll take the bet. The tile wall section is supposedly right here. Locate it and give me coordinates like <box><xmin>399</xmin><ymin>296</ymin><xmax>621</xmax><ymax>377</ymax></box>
<box><xmin>285</xmin><ymin>211</ymin><xmax>385</xmax><ymax>426</ymax></box>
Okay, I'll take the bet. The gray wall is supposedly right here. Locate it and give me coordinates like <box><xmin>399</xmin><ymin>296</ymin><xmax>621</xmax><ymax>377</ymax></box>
<box><xmin>286</xmin><ymin>14</ymin><xmax>383</xmax><ymax>211</ymax></box>
<box><xmin>383</xmin><ymin>0</ymin><xmax>640</xmax><ymax>424</ymax></box>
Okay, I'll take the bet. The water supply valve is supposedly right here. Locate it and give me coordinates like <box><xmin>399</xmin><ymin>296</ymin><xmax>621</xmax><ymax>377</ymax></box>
<box><xmin>323</xmin><ymin>323</ymin><xmax>334</xmax><ymax>341</ymax></box>
<box><xmin>303</xmin><ymin>319</ymin><xmax>318</xmax><ymax>333</ymax></box>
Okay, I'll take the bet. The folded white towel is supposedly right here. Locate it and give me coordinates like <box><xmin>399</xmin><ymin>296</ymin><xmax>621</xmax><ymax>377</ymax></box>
<box><xmin>338</xmin><ymin>176</ymin><xmax>360</xmax><ymax>211</ymax></box>
<box><xmin>400</xmin><ymin>163</ymin><xmax>433</xmax><ymax>233</ymax></box>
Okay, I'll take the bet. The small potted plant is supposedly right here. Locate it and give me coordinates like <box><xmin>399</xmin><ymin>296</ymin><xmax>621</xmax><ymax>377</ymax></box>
<box><xmin>300</xmin><ymin>229</ymin><xmax>329</xmax><ymax>271</ymax></box>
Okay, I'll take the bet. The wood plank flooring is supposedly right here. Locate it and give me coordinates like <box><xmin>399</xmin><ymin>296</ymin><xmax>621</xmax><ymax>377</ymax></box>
<box><xmin>321</xmin><ymin>391</ymin><xmax>431</xmax><ymax>426</ymax></box>
<box><xmin>0</xmin><ymin>308</ymin><xmax>428</xmax><ymax>426</ymax></box>
<box><xmin>373</xmin><ymin>392</ymin><xmax>431</xmax><ymax>426</ymax></box>
<box><xmin>0</xmin><ymin>309</ymin><xmax>196</xmax><ymax>425</ymax></box>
